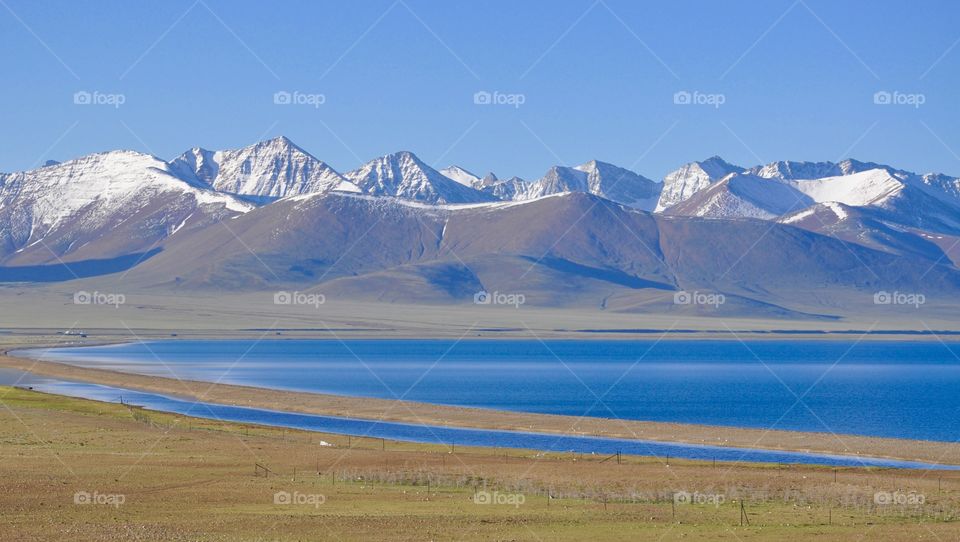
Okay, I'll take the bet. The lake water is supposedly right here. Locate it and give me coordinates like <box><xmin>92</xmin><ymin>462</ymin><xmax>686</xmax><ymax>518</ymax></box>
<box><xmin>17</xmin><ymin>339</ymin><xmax>960</xmax><ymax>443</ymax></box>
<box><xmin>2</xmin><ymin>368</ymin><xmax>953</xmax><ymax>470</ymax></box>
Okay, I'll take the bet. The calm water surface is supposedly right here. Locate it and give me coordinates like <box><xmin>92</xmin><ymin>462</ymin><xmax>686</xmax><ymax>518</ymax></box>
<box><xmin>19</xmin><ymin>339</ymin><xmax>960</xmax><ymax>442</ymax></box>
<box><xmin>2</xmin><ymin>368</ymin><xmax>954</xmax><ymax>470</ymax></box>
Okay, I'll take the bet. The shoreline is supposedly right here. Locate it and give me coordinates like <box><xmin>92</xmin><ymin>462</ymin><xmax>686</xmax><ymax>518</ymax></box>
<box><xmin>3</xmin><ymin>344</ymin><xmax>959</xmax><ymax>467</ymax></box>
<box><xmin>6</xmin><ymin>325</ymin><xmax>960</xmax><ymax>342</ymax></box>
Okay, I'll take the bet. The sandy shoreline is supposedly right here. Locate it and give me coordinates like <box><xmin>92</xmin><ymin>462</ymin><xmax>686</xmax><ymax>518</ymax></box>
<box><xmin>2</xmin><ymin>345</ymin><xmax>959</xmax><ymax>467</ymax></box>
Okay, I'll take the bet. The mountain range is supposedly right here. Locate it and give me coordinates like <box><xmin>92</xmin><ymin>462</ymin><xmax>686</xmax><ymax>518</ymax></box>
<box><xmin>2</xmin><ymin>136</ymin><xmax>959</xmax><ymax>320</ymax></box>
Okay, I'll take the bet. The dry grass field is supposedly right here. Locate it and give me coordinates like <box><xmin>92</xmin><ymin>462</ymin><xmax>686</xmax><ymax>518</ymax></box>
<box><xmin>1</xmin><ymin>386</ymin><xmax>958</xmax><ymax>541</ymax></box>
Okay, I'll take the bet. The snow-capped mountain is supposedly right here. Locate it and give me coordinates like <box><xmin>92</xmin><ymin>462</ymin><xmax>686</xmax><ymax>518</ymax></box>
<box><xmin>477</xmin><ymin>172</ymin><xmax>500</xmax><ymax>187</ymax></box>
<box><xmin>921</xmin><ymin>172</ymin><xmax>960</xmax><ymax>203</ymax></box>
<box><xmin>656</xmin><ymin>157</ymin><xmax>886</xmax><ymax>213</ymax></box>
<box><xmin>667</xmin><ymin>164</ymin><xmax>960</xmax><ymax>269</ymax></box>
<box><xmin>575</xmin><ymin>160</ymin><xmax>661</xmax><ymax>211</ymax></box>
<box><xmin>655</xmin><ymin>156</ymin><xmax>743</xmax><ymax>212</ymax></box>
<box><xmin>0</xmin><ymin>150</ymin><xmax>251</xmax><ymax>266</ymax></box>
<box><xmin>521</xmin><ymin>165</ymin><xmax>589</xmax><ymax>200</ymax></box>
<box><xmin>747</xmin><ymin>159</ymin><xmax>885</xmax><ymax>181</ymax></box>
<box><xmin>169</xmin><ymin>136</ymin><xmax>358</xmax><ymax>202</ymax></box>
<box><xmin>344</xmin><ymin>151</ymin><xmax>496</xmax><ymax>204</ymax></box>
<box><xmin>480</xmin><ymin>176</ymin><xmax>527</xmax><ymax>200</ymax></box>
<box><xmin>519</xmin><ymin>160</ymin><xmax>661</xmax><ymax>211</ymax></box>
<box><xmin>2</xmin><ymin>139</ymin><xmax>960</xmax><ymax>318</ymax></box>
<box><xmin>666</xmin><ymin>168</ymin><xmax>933</xmax><ymax>221</ymax></box>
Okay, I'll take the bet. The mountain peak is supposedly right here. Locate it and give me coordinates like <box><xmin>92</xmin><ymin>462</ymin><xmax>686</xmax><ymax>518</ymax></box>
<box><xmin>579</xmin><ymin>159</ymin><xmax>601</xmax><ymax>169</ymax></box>
<box><xmin>655</xmin><ymin>157</ymin><xmax>744</xmax><ymax>212</ymax></box>
<box><xmin>345</xmin><ymin>152</ymin><xmax>495</xmax><ymax>204</ymax></box>
<box><xmin>254</xmin><ymin>135</ymin><xmax>310</xmax><ymax>154</ymax></box>
<box><xmin>517</xmin><ymin>161</ymin><xmax>660</xmax><ymax>210</ymax></box>
<box><xmin>388</xmin><ymin>150</ymin><xmax>421</xmax><ymax>162</ymax></box>
<box><xmin>575</xmin><ymin>159</ymin><xmax>620</xmax><ymax>174</ymax></box>
<box><xmin>167</xmin><ymin>137</ymin><xmax>348</xmax><ymax>200</ymax></box>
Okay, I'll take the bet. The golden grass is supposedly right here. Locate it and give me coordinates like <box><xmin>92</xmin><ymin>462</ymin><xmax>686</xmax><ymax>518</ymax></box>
<box><xmin>1</xmin><ymin>386</ymin><xmax>958</xmax><ymax>541</ymax></box>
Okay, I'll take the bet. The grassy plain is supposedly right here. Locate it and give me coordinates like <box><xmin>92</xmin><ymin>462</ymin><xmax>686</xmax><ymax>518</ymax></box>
<box><xmin>1</xmin><ymin>386</ymin><xmax>958</xmax><ymax>541</ymax></box>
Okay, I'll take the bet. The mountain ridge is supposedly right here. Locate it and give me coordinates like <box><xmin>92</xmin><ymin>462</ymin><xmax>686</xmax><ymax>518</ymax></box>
<box><xmin>4</xmin><ymin>136</ymin><xmax>960</xmax><ymax>320</ymax></box>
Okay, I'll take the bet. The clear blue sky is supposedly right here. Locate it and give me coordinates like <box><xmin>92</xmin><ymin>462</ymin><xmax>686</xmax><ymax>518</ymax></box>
<box><xmin>2</xmin><ymin>0</ymin><xmax>959</xmax><ymax>181</ymax></box>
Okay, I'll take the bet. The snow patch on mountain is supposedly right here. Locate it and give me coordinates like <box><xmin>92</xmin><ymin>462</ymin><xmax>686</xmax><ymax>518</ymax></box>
<box><xmin>787</xmin><ymin>169</ymin><xmax>905</xmax><ymax>207</ymax></box>
<box><xmin>440</xmin><ymin>165</ymin><xmax>481</xmax><ymax>187</ymax></box>
<box><xmin>667</xmin><ymin>173</ymin><xmax>812</xmax><ymax>219</ymax></box>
